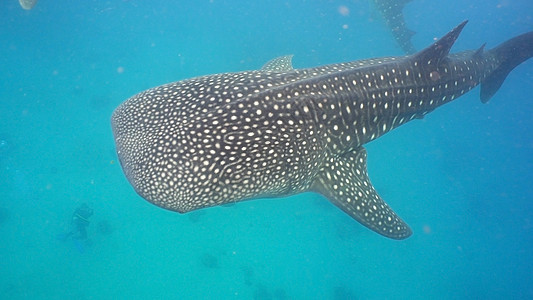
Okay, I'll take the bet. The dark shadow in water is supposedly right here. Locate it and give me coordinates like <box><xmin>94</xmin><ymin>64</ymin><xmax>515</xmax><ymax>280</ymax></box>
<box><xmin>335</xmin><ymin>221</ymin><xmax>363</xmax><ymax>241</ymax></box>
<box><xmin>0</xmin><ymin>207</ymin><xmax>9</xmax><ymax>225</ymax></box>
<box><xmin>272</xmin><ymin>288</ymin><xmax>287</xmax><ymax>299</ymax></box>
<box><xmin>188</xmin><ymin>210</ymin><xmax>206</xmax><ymax>223</ymax></box>
<box><xmin>253</xmin><ymin>283</ymin><xmax>287</xmax><ymax>300</ymax></box>
<box><xmin>96</xmin><ymin>220</ymin><xmax>113</xmax><ymax>235</ymax></box>
<box><xmin>241</xmin><ymin>264</ymin><xmax>254</xmax><ymax>286</ymax></box>
<box><xmin>253</xmin><ymin>284</ymin><xmax>272</xmax><ymax>300</ymax></box>
<box><xmin>333</xmin><ymin>285</ymin><xmax>357</xmax><ymax>300</ymax></box>
<box><xmin>89</xmin><ymin>95</ymin><xmax>112</xmax><ymax>111</ymax></box>
<box><xmin>200</xmin><ymin>253</ymin><xmax>219</xmax><ymax>269</ymax></box>
<box><xmin>1</xmin><ymin>282</ymin><xmax>17</xmax><ymax>299</ymax></box>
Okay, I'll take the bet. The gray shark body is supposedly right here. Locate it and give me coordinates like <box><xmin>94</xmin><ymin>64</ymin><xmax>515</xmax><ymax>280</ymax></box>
<box><xmin>112</xmin><ymin>22</ymin><xmax>533</xmax><ymax>239</ymax></box>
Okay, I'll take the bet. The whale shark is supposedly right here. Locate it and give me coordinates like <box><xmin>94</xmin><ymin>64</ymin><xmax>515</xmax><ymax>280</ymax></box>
<box><xmin>372</xmin><ymin>0</ymin><xmax>417</xmax><ymax>54</ymax></box>
<box><xmin>112</xmin><ymin>21</ymin><xmax>533</xmax><ymax>239</ymax></box>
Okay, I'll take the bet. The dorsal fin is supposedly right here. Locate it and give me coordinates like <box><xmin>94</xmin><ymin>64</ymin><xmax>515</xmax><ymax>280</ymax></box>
<box><xmin>411</xmin><ymin>20</ymin><xmax>468</xmax><ymax>65</ymax></box>
<box><xmin>473</xmin><ymin>43</ymin><xmax>486</xmax><ymax>59</ymax></box>
<box><xmin>261</xmin><ymin>55</ymin><xmax>294</xmax><ymax>72</ymax></box>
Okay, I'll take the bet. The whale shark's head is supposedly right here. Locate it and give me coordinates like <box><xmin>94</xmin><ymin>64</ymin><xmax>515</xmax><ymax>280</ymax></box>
<box><xmin>111</xmin><ymin>68</ymin><xmax>319</xmax><ymax>214</ymax></box>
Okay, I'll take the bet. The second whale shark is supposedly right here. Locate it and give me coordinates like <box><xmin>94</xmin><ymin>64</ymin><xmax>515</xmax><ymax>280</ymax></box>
<box><xmin>112</xmin><ymin>21</ymin><xmax>533</xmax><ymax>239</ymax></box>
<box><xmin>372</xmin><ymin>0</ymin><xmax>417</xmax><ymax>54</ymax></box>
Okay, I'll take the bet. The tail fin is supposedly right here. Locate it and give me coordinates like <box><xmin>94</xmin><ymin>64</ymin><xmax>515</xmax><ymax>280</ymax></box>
<box><xmin>480</xmin><ymin>31</ymin><xmax>533</xmax><ymax>103</ymax></box>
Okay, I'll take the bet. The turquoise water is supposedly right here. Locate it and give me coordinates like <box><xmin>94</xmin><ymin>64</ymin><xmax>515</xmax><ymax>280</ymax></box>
<box><xmin>1</xmin><ymin>1</ymin><xmax>532</xmax><ymax>299</ymax></box>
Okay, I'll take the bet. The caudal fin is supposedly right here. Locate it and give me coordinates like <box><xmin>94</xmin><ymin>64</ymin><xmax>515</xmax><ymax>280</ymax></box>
<box><xmin>480</xmin><ymin>31</ymin><xmax>533</xmax><ymax>103</ymax></box>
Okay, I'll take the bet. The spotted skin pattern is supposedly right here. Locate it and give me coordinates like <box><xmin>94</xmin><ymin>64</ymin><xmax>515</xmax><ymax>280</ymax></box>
<box><xmin>373</xmin><ymin>0</ymin><xmax>417</xmax><ymax>54</ymax></box>
<box><xmin>112</xmin><ymin>21</ymin><xmax>533</xmax><ymax>239</ymax></box>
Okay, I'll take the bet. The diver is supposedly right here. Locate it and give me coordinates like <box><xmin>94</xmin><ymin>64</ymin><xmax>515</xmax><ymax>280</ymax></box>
<box><xmin>60</xmin><ymin>203</ymin><xmax>93</xmax><ymax>240</ymax></box>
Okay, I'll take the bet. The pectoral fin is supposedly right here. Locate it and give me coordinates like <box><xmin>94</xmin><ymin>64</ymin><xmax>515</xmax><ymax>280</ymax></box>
<box><xmin>311</xmin><ymin>147</ymin><xmax>412</xmax><ymax>239</ymax></box>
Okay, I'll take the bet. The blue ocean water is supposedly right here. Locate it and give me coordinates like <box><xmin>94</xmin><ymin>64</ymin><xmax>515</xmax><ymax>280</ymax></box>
<box><xmin>1</xmin><ymin>0</ymin><xmax>532</xmax><ymax>299</ymax></box>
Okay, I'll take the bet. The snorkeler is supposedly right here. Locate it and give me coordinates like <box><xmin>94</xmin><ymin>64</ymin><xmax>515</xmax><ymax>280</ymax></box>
<box><xmin>60</xmin><ymin>203</ymin><xmax>93</xmax><ymax>240</ymax></box>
